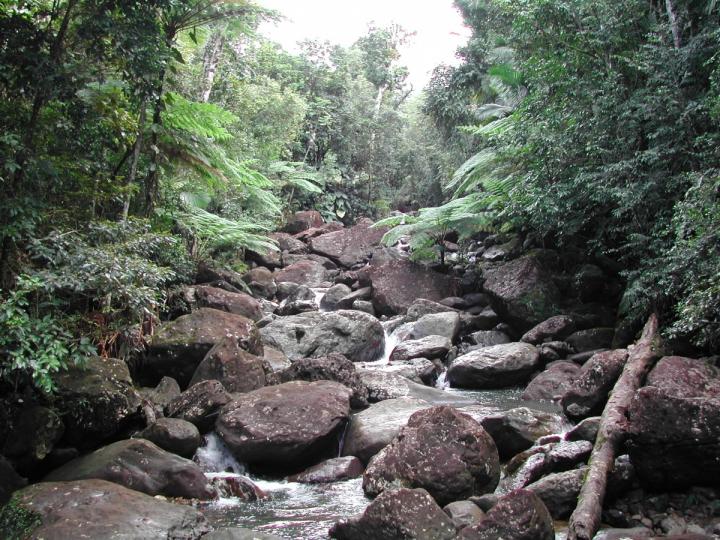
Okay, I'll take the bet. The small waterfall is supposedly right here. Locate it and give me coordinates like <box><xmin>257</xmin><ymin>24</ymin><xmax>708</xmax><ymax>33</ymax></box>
<box><xmin>194</xmin><ymin>432</ymin><xmax>245</xmax><ymax>474</ymax></box>
<box><xmin>435</xmin><ymin>370</ymin><xmax>449</xmax><ymax>389</ymax></box>
<box><xmin>311</xmin><ymin>287</ymin><xmax>329</xmax><ymax>311</ymax></box>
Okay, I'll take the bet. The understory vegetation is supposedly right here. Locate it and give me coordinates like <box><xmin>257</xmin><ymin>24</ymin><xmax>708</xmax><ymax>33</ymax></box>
<box><xmin>0</xmin><ymin>0</ymin><xmax>718</xmax><ymax>392</ymax></box>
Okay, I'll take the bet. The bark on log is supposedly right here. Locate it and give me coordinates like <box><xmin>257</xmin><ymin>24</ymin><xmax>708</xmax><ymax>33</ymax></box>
<box><xmin>567</xmin><ymin>314</ymin><xmax>662</xmax><ymax>540</ymax></box>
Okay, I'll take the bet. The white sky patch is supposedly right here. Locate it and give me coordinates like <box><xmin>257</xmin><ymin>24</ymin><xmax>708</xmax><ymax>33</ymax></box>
<box><xmin>257</xmin><ymin>0</ymin><xmax>470</xmax><ymax>91</ymax></box>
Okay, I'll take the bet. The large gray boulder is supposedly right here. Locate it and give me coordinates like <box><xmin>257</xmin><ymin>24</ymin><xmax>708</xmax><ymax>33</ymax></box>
<box><xmin>287</xmin><ymin>456</ymin><xmax>364</xmax><ymax>484</ymax></box>
<box><xmin>274</xmin><ymin>259</ymin><xmax>330</xmax><ymax>288</ymax></box>
<box><xmin>521</xmin><ymin>315</ymin><xmax>577</xmax><ymax>344</ymax></box>
<box><xmin>284</xmin><ymin>210</ymin><xmax>324</xmax><ymax>234</ymax></box>
<box><xmin>358</xmin><ymin>370</ymin><xmax>471</xmax><ymax>405</ymax></box>
<box><xmin>216</xmin><ymin>381</ymin><xmax>352</xmax><ymax>467</ymax></box>
<box><xmin>189</xmin><ymin>337</ymin><xmax>266</xmax><ymax>394</ymax></box>
<box><xmin>329</xmin><ymin>487</ymin><xmax>456</xmax><ymax>540</ymax></box>
<box><xmin>482</xmin><ymin>253</ymin><xmax>562</xmax><ymax>332</ymax></box>
<box><xmin>561</xmin><ymin>349</ymin><xmax>627</xmax><ymax>420</ymax></box>
<box><xmin>44</xmin><ymin>439</ymin><xmax>214</xmax><ymax>500</ymax></box>
<box><xmin>54</xmin><ymin>356</ymin><xmax>141</xmax><ymax>449</ymax></box>
<box><xmin>1</xmin><ymin>479</ymin><xmax>210</xmax><ymax>539</ymax></box>
<box><xmin>480</xmin><ymin>407</ymin><xmax>566</xmax><ymax>460</ymax></box>
<box><xmin>390</xmin><ymin>335</ymin><xmax>451</xmax><ymax>361</ymax></box>
<box><xmin>145</xmin><ymin>308</ymin><xmax>262</xmax><ymax>387</ymax></box>
<box><xmin>137</xmin><ymin>418</ymin><xmax>202</xmax><ymax>458</ymax></box>
<box><xmin>191</xmin><ymin>285</ymin><xmax>263</xmax><ymax>321</ymax></box>
<box><xmin>369</xmin><ymin>260</ymin><xmax>457</xmax><ymax>316</ymax></box>
<box><xmin>320</xmin><ymin>283</ymin><xmax>353</xmax><ymax>311</ymax></box>
<box><xmin>522</xmin><ymin>360</ymin><xmax>580</xmax><ymax>402</ymax></box>
<box><xmin>260</xmin><ymin>310</ymin><xmax>384</xmax><ymax>363</ymax></box>
<box><xmin>166</xmin><ymin>379</ymin><xmax>231</xmax><ymax>432</ymax></box>
<box><xmin>342</xmin><ymin>398</ymin><xmax>430</xmax><ymax>463</ymax></box>
<box><xmin>447</xmin><ymin>343</ymin><xmax>540</xmax><ymax>389</ymax></box>
<box><xmin>363</xmin><ymin>406</ymin><xmax>500</xmax><ymax>505</ymax></box>
<box><xmin>409</xmin><ymin>312</ymin><xmax>461</xmax><ymax>342</ymax></box>
<box><xmin>309</xmin><ymin>218</ymin><xmax>387</xmax><ymax>268</ymax></box>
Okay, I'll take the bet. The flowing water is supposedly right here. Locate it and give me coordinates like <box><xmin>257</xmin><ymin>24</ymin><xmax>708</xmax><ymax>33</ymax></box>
<box><xmin>200</xmin><ymin>291</ymin><xmax>564</xmax><ymax>538</ymax></box>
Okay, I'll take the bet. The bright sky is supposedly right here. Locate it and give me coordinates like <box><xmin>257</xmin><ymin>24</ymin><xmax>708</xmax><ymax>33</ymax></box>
<box><xmin>258</xmin><ymin>0</ymin><xmax>471</xmax><ymax>91</ymax></box>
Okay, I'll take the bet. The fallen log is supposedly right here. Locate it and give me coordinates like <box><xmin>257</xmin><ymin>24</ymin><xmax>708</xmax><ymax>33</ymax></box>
<box><xmin>566</xmin><ymin>314</ymin><xmax>662</xmax><ymax>540</ymax></box>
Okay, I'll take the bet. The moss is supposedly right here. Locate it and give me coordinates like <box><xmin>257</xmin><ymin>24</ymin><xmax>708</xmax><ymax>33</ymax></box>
<box><xmin>0</xmin><ymin>497</ymin><xmax>41</xmax><ymax>540</ymax></box>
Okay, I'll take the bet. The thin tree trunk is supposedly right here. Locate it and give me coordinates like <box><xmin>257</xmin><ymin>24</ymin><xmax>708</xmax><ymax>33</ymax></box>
<box><xmin>121</xmin><ymin>101</ymin><xmax>147</xmax><ymax>221</ymax></box>
<box><xmin>665</xmin><ymin>0</ymin><xmax>682</xmax><ymax>49</ymax></box>
<box><xmin>567</xmin><ymin>314</ymin><xmax>663</xmax><ymax>540</ymax></box>
<box><xmin>199</xmin><ymin>31</ymin><xmax>225</xmax><ymax>103</ymax></box>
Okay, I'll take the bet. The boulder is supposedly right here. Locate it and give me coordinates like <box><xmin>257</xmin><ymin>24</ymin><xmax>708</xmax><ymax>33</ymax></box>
<box><xmin>1</xmin><ymin>479</ymin><xmax>210</xmax><ymax>539</ymax></box>
<box><xmin>406</xmin><ymin>298</ymin><xmax>458</xmax><ymax>321</ymax></box>
<box><xmin>137</xmin><ymin>418</ymin><xmax>202</xmax><ymax>458</ymax></box>
<box><xmin>565</xmin><ymin>327</ymin><xmax>615</xmax><ymax>353</ymax></box>
<box><xmin>358</xmin><ymin>370</ymin><xmax>469</xmax><ymax>404</ymax></box>
<box><xmin>139</xmin><ymin>376</ymin><xmax>180</xmax><ymax>409</ymax></box>
<box><xmin>561</xmin><ymin>349</ymin><xmax>627</xmax><ymax>420</ymax></box>
<box><xmin>44</xmin><ymin>439</ymin><xmax>214</xmax><ymax>499</ymax></box>
<box><xmin>320</xmin><ymin>283</ymin><xmax>353</xmax><ymax>311</ymax></box>
<box><xmin>309</xmin><ymin>218</ymin><xmax>387</xmax><ymax>268</ymax></box>
<box><xmin>270</xmin><ymin>231</ymin><xmax>308</xmax><ymax>254</ymax></box>
<box><xmin>166</xmin><ymin>380</ymin><xmax>231</xmax><ymax>432</ymax></box>
<box><xmin>145</xmin><ymin>308</ymin><xmax>262</xmax><ymax>387</ymax></box>
<box><xmin>216</xmin><ymin>381</ymin><xmax>352</xmax><ymax>468</ymax></box>
<box><xmin>363</xmin><ymin>406</ymin><xmax>500</xmax><ymax>505</ymax></box>
<box><xmin>2</xmin><ymin>406</ymin><xmax>64</xmax><ymax>469</ymax></box>
<box><xmin>390</xmin><ymin>335</ymin><xmax>452</xmax><ymax>361</ymax></box>
<box><xmin>329</xmin><ymin>487</ymin><xmax>456</xmax><ymax>540</ymax></box>
<box><xmin>263</xmin><ymin>346</ymin><xmax>291</xmax><ymax>372</ymax></box>
<box><xmin>447</xmin><ymin>343</ymin><xmax>540</xmax><ymax>389</ymax></box>
<box><xmin>287</xmin><ymin>456</ymin><xmax>364</xmax><ymax>483</ymax></box>
<box><xmin>369</xmin><ymin>260</ymin><xmax>457</xmax><ymax>315</ymax></box>
<box><xmin>627</xmin><ymin>356</ymin><xmax>720</xmax><ymax>490</ymax></box>
<box><xmin>283</xmin><ymin>252</ymin><xmax>338</xmax><ymax>269</ymax></box>
<box><xmin>480</xmin><ymin>407</ymin><xmax>566</xmax><ymax>460</ymax></box>
<box><xmin>459</xmin><ymin>489</ymin><xmax>554</xmax><ymax>540</ymax></box>
<box><xmin>284</xmin><ymin>210</ymin><xmax>324</xmax><ymax>234</ymax></box>
<box><xmin>466</xmin><ymin>330</ymin><xmax>511</xmax><ymax>348</ymax></box>
<box><xmin>0</xmin><ymin>455</ymin><xmax>26</xmax><ymax>505</ymax></box>
<box><xmin>378</xmin><ymin>358</ymin><xmax>442</xmax><ymax>386</ymax></box>
<box><xmin>522</xmin><ymin>361</ymin><xmax>580</xmax><ymax>402</ymax></box>
<box><xmin>335</xmin><ymin>287</ymin><xmax>372</xmax><ymax>309</ymax></box>
<box><xmin>192</xmin><ymin>285</ymin><xmax>263</xmax><ymax>321</ymax></box>
<box><xmin>409</xmin><ymin>312</ymin><xmax>461</xmax><ymax>342</ymax></box>
<box><xmin>352</xmin><ymin>300</ymin><xmax>375</xmax><ymax>315</ymax></box>
<box><xmin>276</xmin><ymin>353</ymin><xmax>369</xmax><ymax>409</ymax></box>
<box><xmin>526</xmin><ymin>468</ymin><xmax>586</xmax><ymax>520</ymax></box>
<box><xmin>242</xmin><ymin>267</ymin><xmax>277</xmax><ymax>299</ymax></box>
<box><xmin>204</xmin><ymin>528</ymin><xmax>283</xmax><ymax>540</ymax></box>
<box><xmin>260</xmin><ymin>310</ymin><xmax>384</xmax><ymax>363</ymax></box>
<box><xmin>53</xmin><ymin>356</ymin><xmax>141</xmax><ymax>449</ymax></box>
<box><xmin>342</xmin><ymin>398</ymin><xmax>430</xmax><ymax>463</ymax></box>
<box><xmin>189</xmin><ymin>337</ymin><xmax>266</xmax><ymax>394</ymax></box>
<box><xmin>195</xmin><ymin>263</ymin><xmax>248</xmax><ymax>292</ymax></box>
<box><xmin>565</xmin><ymin>416</ymin><xmax>601</xmax><ymax>443</ymax></box>
<box><xmin>521</xmin><ymin>315</ymin><xmax>577</xmax><ymax>345</ymax></box>
<box><xmin>274</xmin><ymin>259</ymin><xmax>329</xmax><ymax>287</ymax></box>
<box><xmin>444</xmin><ymin>500</ymin><xmax>486</xmax><ymax>530</ymax></box>
<box><xmin>482</xmin><ymin>254</ymin><xmax>562</xmax><ymax>332</ymax></box>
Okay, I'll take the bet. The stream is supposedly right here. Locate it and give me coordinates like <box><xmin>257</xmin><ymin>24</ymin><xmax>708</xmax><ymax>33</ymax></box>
<box><xmin>195</xmin><ymin>289</ymin><xmax>568</xmax><ymax>539</ymax></box>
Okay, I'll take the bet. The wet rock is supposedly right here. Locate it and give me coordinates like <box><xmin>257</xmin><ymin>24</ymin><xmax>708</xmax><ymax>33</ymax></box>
<box><xmin>627</xmin><ymin>356</ymin><xmax>720</xmax><ymax>490</ymax></box>
<box><xmin>277</xmin><ymin>353</ymin><xmax>369</xmax><ymax>409</ymax></box>
<box><xmin>166</xmin><ymin>380</ymin><xmax>231</xmax><ymax>432</ymax></box>
<box><xmin>358</xmin><ymin>370</ymin><xmax>467</xmax><ymax>404</ymax></box>
<box><xmin>206</xmin><ymin>474</ymin><xmax>266</xmax><ymax>501</ymax></box>
<box><xmin>2</xmin><ymin>479</ymin><xmax>210</xmax><ymax>539</ymax></box>
<box><xmin>274</xmin><ymin>259</ymin><xmax>330</xmax><ymax>288</ymax></box>
<box><xmin>329</xmin><ymin>487</ymin><xmax>456</xmax><ymax>540</ymax></box>
<box><xmin>593</xmin><ymin>528</ymin><xmax>654</xmax><ymax>540</ymax></box>
<box><xmin>320</xmin><ymin>283</ymin><xmax>353</xmax><ymax>311</ymax></box>
<box><xmin>469</xmin><ymin>493</ymin><xmax>498</xmax><ymax>512</ymax></box>
<box><xmin>521</xmin><ymin>315</ymin><xmax>577</xmax><ymax>345</ymax></box>
<box><xmin>526</xmin><ymin>467</ymin><xmax>586</xmax><ymax>519</ymax></box>
<box><xmin>192</xmin><ymin>285</ymin><xmax>263</xmax><ymax>321</ymax></box>
<box><xmin>44</xmin><ymin>439</ymin><xmax>214</xmax><ymax>499</ymax></box>
<box><xmin>54</xmin><ymin>356</ymin><xmax>141</xmax><ymax>449</ymax></box>
<box><xmin>189</xmin><ymin>337</ymin><xmax>266</xmax><ymax>394</ymax></box>
<box><xmin>270</xmin><ymin>231</ymin><xmax>308</xmax><ymax>254</ymax></box>
<box><xmin>342</xmin><ymin>397</ymin><xmax>430</xmax><ymax>464</ymax></box>
<box><xmin>0</xmin><ymin>455</ymin><xmax>26</xmax><ymax>505</ymax></box>
<box><xmin>390</xmin><ymin>335</ymin><xmax>452</xmax><ymax>361</ymax></box>
<box><xmin>538</xmin><ymin>340</ymin><xmax>574</xmax><ymax>362</ymax></box>
<box><xmin>242</xmin><ymin>266</ymin><xmax>277</xmax><ymax>299</ymax></box>
<box><xmin>139</xmin><ymin>376</ymin><xmax>181</xmax><ymax>409</ymax></box>
<box><xmin>482</xmin><ymin>253</ymin><xmax>562</xmax><ymax>332</ymax></box>
<box><xmin>2</xmin><ymin>406</ymin><xmax>64</xmax><ymax>469</ymax></box>
<box><xmin>276</xmin><ymin>281</ymin><xmax>300</xmax><ymax>300</ymax></box>
<box><xmin>308</xmin><ymin>218</ymin><xmax>387</xmax><ymax>268</ymax></box>
<box><xmin>263</xmin><ymin>346</ymin><xmax>291</xmax><ymax>372</ymax></box>
<box><xmin>459</xmin><ymin>489</ymin><xmax>554</xmax><ymax>540</ymax></box>
<box><xmin>565</xmin><ymin>416</ymin><xmax>601</xmax><ymax>443</ymax></box>
<box><xmin>566</xmin><ymin>327</ymin><xmax>616</xmax><ymax>353</ymax></box>
<box><xmin>204</xmin><ymin>528</ymin><xmax>283</xmax><ymax>540</ymax></box>
<box><xmin>447</xmin><ymin>343</ymin><xmax>540</xmax><ymax>389</ymax></box>
<box><xmin>444</xmin><ymin>500</ymin><xmax>486</xmax><ymax>530</ymax></box>
<box><xmin>260</xmin><ymin>310</ymin><xmax>384</xmax><ymax>363</ymax></box>
<box><xmin>336</xmin><ymin>286</ymin><xmax>372</xmax><ymax>309</ymax></box>
<box><xmin>409</xmin><ymin>312</ymin><xmax>461</xmax><ymax>342</ymax></box>
<box><xmin>369</xmin><ymin>260</ymin><xmax>458</xmax><ymax>316</ymax></box>
<box><xmin>288</xmin><ymin>456</ymin><xmax>364</xmax><ymax>483</ymax></box>
<box><xmin>275</xmin><ymin>284</ymin><xmax>319</xmax><ymax>316</ymax></box>
<box><xmin>363</xmin><ymin>406</ymin><xmax>500</xmax><ymax>505</ymax></box>
<box><xmin>216</xmin><ymin>381</ymin><xmax>352</xmax><ymax>468</ymax></box>
<box><xmin>283</xmin><ymin>252</ymin><xmax>338</xmax><ymax>270</ymax></box>
<box><xmin>138</xmin><ymin>417</ymin><xmax>202</xmax><ymax>458</ymax></box>
<box><xmin>146</xmin><ymin>308</ymin><xmax>262</xmax><ymax>387</ymax></box>
<box><xmin>284</xmin><ymin>210</ymin><xmax>324</xmax><ymax>234</ymax></box>
<box><xmin>352</xmin><ymin>299</ymin><xmax>375</xmax><ymax>315</ymax></box>
<box><xmin>462</xmin><ymin>307</ymin><xmax>500</xmax><ymax>331</ymax></box>
<box><xmin>406</xmin><ymin>298</ymin><xmax>458</xmax><ymax>321</ymax></box>
<box><xmin>466</xmin><ymin>330</ymin><xmax>511</xmax><ymax>348</ymax></box>
<box><xmin>440</xmin><ymin>296</ymin><xmax>468</xmax><ymax>309</ymax></box>
<box><xmin>522</xmin><ymin>361</ymin><xmax>580</xmax><ymax>402</ymax></box>
<box><xmin>379</xmin><ymin>358</ymin><xmax>442</xmax><ymax>386</ymax></box>
<box><xmin>561</xmin><ymin>349</ymin><xmax>627</xmax><ymax>420</ymax></box>
<box><xmin>480</xmin><ymin>407</ymin><xmax>566</xmax><ymax>460</ymax></box>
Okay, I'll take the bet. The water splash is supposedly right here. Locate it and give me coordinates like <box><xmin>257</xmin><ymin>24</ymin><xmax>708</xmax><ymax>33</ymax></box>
<box><xmin>311</xmin><ymin>288</ymin><xmax>329</xmax><ymax>311</ymax></box>
<box><xmin>194</xmin><ymin>432</ymin><xmax>245</xmax><ymax>474</ymax></box>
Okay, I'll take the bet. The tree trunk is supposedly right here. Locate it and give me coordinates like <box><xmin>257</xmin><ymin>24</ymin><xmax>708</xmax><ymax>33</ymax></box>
<box><xmin>665</xmin><ymin>0</ymin><xmax>682</xmax><ymax>48</ymax></box>
<box><xmin>199</xmin><ymin>31</ymin><xmax>225</xmax><ymax>103</ymax></box>
<box><xmin>566</xmin><ymin>314</ymin><xmax>663</xmax><ymax>540</ymax></box>
<box><xmin>121</xmin><ymin>100</ymin><xmax>147</xmax><ymax>221</ymax></box>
